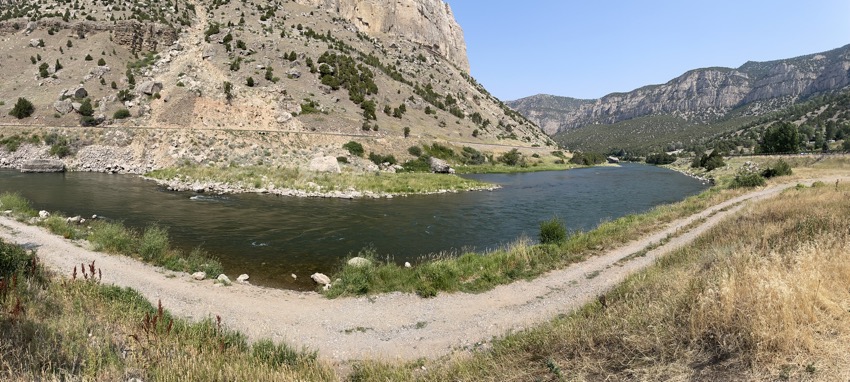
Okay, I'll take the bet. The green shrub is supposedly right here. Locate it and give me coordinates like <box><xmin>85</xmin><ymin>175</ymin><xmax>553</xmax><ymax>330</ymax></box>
<box><xmin>761</xmin><ymin>160</ymin><xmax>792</xmax><ymax>178</ymax></box>
<box><xmin>80</xmin><ymin>116</ymin><xmax>99</xmax><ymax>127</ymax></box>
<box><xmin>539</xmin><ymin>217</ymin><xmax>567</xmax><ymax>244</ymax></box>
<box><xmin>426</xmin><ymin>143</ymin><xmax>455</xmax><ymax>160</ymax></box>
<box><xmin>461</xmin><ymin>146</ymin><xmax>486</xmax><ymax>165</ymax></box>
<box><xmin>336</xmin><ymin>156</ymin><xmax>349</xmax><ymax>164</ymax></box>
<box><xmin>499</xmin><ymin>149</ymin><xmax>522</xmax><ymax>166</ymax></box>
<box><xmin>0</xmin><ymin>239</ymin><xmax>35</xmax><ymax>278</ymax></box>
<box><xmin>8</xmin><ymin>98</ymin><xmax>34</xmax><ymax>119</ymax></box>
<box><xmin>401</xmin><ymin>157</ymin><xmax>431</xmax><ymax>172</ymax></box>
<box><xmin>88</xmin><ymin>221</ymin><xmax>137</xmax><ymax>254</ymax></box>
<box><xmin>368</xmin><ymin>152</ymin><xmax>396</xmax><ymax>166</ymax></box>
<box><xmin>49</xmin><ymin>141</ymin><xmax>71</xmax><ymax>158</ymax></box>
<box><xmin>0</xmin><ymin>192</ymin><xmax>36</xmax><ymax>217</ymax></box>
<box><xmin>78</xmin><ymin>98</ymin><xmax>94</xmax><ymax>117</ymax></box>
<box><xmin>408</xmin><ymin>146</ymin><xmax>423</xmax><ymax>157</ymax></box>
<box><xmin>113</xmin><ymin>108</ymin><xmax>131</xmax><ymax>119</ymax></box>
<box><xmin>84</xmin><ymin>54</ymin><xmax>93</xmax><ymax>61</ymax></box>
<box><xmin>343</xmin><ymin>141</ymin><xmax>364</xmax><ymax>157</ymax></box>
<box><xmin>730</xmin><ymin>172</ymin><xmax>766</xmax><ymax>188</ymax></box>
<box><xmin>139</xmin><ymin>224</ymin><xmax>169</xmax><ymax>262</ymax></box>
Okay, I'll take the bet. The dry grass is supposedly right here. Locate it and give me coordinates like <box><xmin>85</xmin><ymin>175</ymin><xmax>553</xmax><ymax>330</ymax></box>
<box><xmin>0</xmin><ymin>240</ymin><xmax>336</xmax><ymax>381</ymax></box>
<box><xmin>349</xmin><ymin>182</ymin><xmax>850</xmax><ymax>381</ymax></box>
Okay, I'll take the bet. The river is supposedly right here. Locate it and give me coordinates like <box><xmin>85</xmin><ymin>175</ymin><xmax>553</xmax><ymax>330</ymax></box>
<box><xmin>0</xmin><ymin>164</ymin><xmax>708</xmax><ymax>289</ymax></box>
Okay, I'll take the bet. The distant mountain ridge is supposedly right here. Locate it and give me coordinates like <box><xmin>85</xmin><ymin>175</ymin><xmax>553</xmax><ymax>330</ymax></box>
<box><xmin>508</xmin><ymin>44</ymin><xmax>850</xmax><ymax>135</ymax></box>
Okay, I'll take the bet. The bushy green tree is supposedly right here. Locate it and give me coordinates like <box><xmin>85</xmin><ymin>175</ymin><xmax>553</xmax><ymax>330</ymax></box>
<box><xmin>761</xmin><ymin>122</ymin><xmax>800</xmax><ymax>153</ymax></box>
<box><xmin>498</xmin><ymin>148</ymin><xmax>522</xmax><ymax>166</ymax></box>
<box><xmin>343</xmin><ymin>141</ymin><xmax>364</xmax><ymax>157</ymax></box>
<box><xmin>8</xmin><ymin>98</ymin><xmax>34</xmax><ymax>119</ymax></box>
<box><xmin>78</xmin><ymin>99</ymin><xmax>94</xmax><ymax>117</ymax></box>
<box><xmin>645</xmin><ymin>152</ymin><xmax>676</xmax><ymax>165</ymax></box>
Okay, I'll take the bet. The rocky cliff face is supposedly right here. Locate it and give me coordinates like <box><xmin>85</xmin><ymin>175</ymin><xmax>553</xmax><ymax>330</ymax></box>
<box><xmin>511</xmin><ymin>44</ymin><xmax>850</xmax><ymax>134</ymax></box>
<box><xmin>295</xmin><ymin>0</ymin><xmax>469</xmax><ymax>71</ymax></box>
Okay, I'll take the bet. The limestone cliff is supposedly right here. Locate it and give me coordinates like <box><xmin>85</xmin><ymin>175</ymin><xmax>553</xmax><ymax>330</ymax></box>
<box><xmin>510</xmin><ymin>44</ymin><xmax>850</xmax><ymax>134</ymax></box>
<box><xmin>295</xmin><ymin>0</ymin><xmax>469</xmax><ymax>71</ymax></box>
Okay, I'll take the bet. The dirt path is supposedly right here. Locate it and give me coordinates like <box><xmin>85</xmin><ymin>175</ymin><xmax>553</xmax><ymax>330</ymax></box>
<box><xmin>0</xmin><ymin>178</ymin><xmax>842</xmax><ymax>364</ymax></box>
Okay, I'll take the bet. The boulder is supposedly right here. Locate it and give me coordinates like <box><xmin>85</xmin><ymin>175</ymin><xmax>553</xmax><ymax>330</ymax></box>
<box><xmin>66</xmin><ymin>216</ymin><xmax>82</xmax><ymax>223</ymax></box>
<box><xmin>291</xmin><ymin>274</ymin><xmax>297</xmax><ymax>279</ymax></box>
<box><xmin>404</xmin><ymin>262</ymin><xmax>412</xmax><ymax>268</ymax></box>
<box><xmin>308</xmin><ymin>156</ymin><xmax>341</xmax><ymax>173</ymax></box>
<box><xmin>137</xmin><ymin>81</ymin><xmax>163</xmax><ymax>95</ymax></box>
<box><xmin>347</xmin><ymin>257</ymin><xmax>371</xmax><ymax>268</ymax></box>
<box><xmin>71</xmin><ymin>86</ymin><xmax>88</xmax><ymax>99</ymax></box>
<box><xmin>287</xmin><ymin>68</ymin><xmax>301</xmax><ymax>79</ymax></box>
<box><xmin>21</xmin><ymin>159</ymin><xmax>65</xmax><ymax>173</ymax></box>
<box><xmin>71</xmin><ymin>102</ymin><xmax>82</xmax><ymax>112</ymax></box>
<box><xmin>38</xmin><ymin>210</ymin><xmax>50</xmax><ymax>218</ymax></box>
<box><xmin>89</xmin><ymin>65</ymin><xmax>110</xmax><ymax>79</ymax></box>
<box><xmin>192</xmin><ymin>271</ymin><xmax>206</xmax><ymax>280</ymax></box>
<box><xmin>310</xmin><ymin>272</ymin><xmax>331</xmax><ymax>286</ymax></box>
<box><xmin>429</xmin><ymin>157</ymin><xmax>453</xmax><ymax>174</ymax></box>
<box><xmin>216</xmin><ymin>274</ymin><xmax>231</xmax><ymax>285</ymax></box>
<box><xmin>29</xmin><ymin>39</ymin><xmax>40</xmax><ymax>48</ymax></box>
<box><xmin>237</xmin><ymin>274</ymin><xmax>250</xmax><ymax>283</ymax></box>
<box><xmin>202</xmin><ymin>47</ymin><xmax>215</xmax><ymax>60</ymax></box>
<box><xmin>53</xmin><ymin>99</ymin><xmax>73</xmax><ymax>115</ymax></box>
<box><xmin>24</xmin><ymin>21</ymin><xmax>37</xmax><ymax>34</ymax></box>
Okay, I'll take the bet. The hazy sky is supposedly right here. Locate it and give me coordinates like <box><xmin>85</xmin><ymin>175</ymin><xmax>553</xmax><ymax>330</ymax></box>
<box><xmin>444</xmin><ymin>1</ymin><xmax>850</xmax><ymax>101</ymax></box>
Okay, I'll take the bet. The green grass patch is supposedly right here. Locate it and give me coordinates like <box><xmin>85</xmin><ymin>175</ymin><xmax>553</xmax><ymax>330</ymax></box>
<box><xmin>0</xmin><ymin>192</ymin><xmax>37</xmax><ymax>217</ymax></box>
<box><xmin>147</xmin><ymin>165</ymin><xmax>491</xmax><ymax>195</ymax></box>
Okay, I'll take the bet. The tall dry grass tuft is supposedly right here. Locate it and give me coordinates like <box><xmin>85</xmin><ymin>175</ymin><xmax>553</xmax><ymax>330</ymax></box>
<box><xmin>691</xmin><ymin>239</ymin><xmax>850</xmax><ymax>363</ymax></box>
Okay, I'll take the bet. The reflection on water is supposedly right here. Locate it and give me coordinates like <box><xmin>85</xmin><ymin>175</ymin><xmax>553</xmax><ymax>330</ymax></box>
<box><xmin>0</xmin><ymin>164</ymin><xmax>707</xmax><ymax>290</ymax></box>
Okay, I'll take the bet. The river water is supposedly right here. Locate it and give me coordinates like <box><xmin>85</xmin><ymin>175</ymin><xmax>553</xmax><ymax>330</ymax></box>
<box><xmin>0</xmin><ymin>164</ymin><xmax>707</xmax><ymax>289</ymax></box>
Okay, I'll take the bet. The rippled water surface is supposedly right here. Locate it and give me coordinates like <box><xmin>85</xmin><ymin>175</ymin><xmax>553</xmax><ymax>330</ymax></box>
<box><xmin>0</xmin><ymin>164</ymin><xmax>707</xmax><ymax>289</ymax></box>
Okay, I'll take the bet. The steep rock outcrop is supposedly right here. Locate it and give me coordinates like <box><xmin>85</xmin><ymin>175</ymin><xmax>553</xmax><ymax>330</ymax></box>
<box><xmin>512</xmin><ymin>44</ymin><xmax>850</xmax><ymax>134</ymax></box>
<box><xmin>295</xmin><ymin>0</ymin><xmax>468</xmax><ymax>71</ymax></box>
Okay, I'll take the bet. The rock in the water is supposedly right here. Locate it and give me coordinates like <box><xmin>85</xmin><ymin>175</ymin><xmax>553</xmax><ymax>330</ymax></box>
<box><xmin>237</xmin><ymin>274</ymin><xmax>250</xmax><ymax>283</ymax></box>
<box><xmin>308</xmin><ymin>156</ymin><xmax>341</xmax><ymax>173</ymax></box>
<box><xmin>347</xmin><ymin>257</ymin><xmax>371</xmax><ymax>267</ymax></box>
<box><xmin>66</xmin><ymin>216</ymin><xmax>82</xmax><ymax>223</ymax></box>
<box><xmin>192</xmin><ymin>271</ymin><xmax>206</xmax><ymax>280</ymax></box>
<box><xmin>216</xmin><ymin>274</ymin><xmax>231</xmax><ymax>285</ymax></box>
<box><xmin>38</xmin><ymin>210</ymin><xmax>50</xmax><ymax>218</ymax></box>
<box><xmin>137</xmin><ymin>81</ymin><xmax>163</xmax><ymax>95</ymax></box>
<box><xmin>21</xmin><ymin>159</ymin><xmax>65</xmax><ymax>173</ymax></box>
<box><xmin>291</xmin><ymin>273</ymin><xmax>297</xmax><ymax>279</ymax></box>
<box><xmin>311</xmin><ymin>272</ymin><xmax>331</xmax><ymax>286</ymax></box>
<box><xmin>429</xmin><ymin>157</ymin><xmax>453</xmax><ymax>174</ymax></box>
